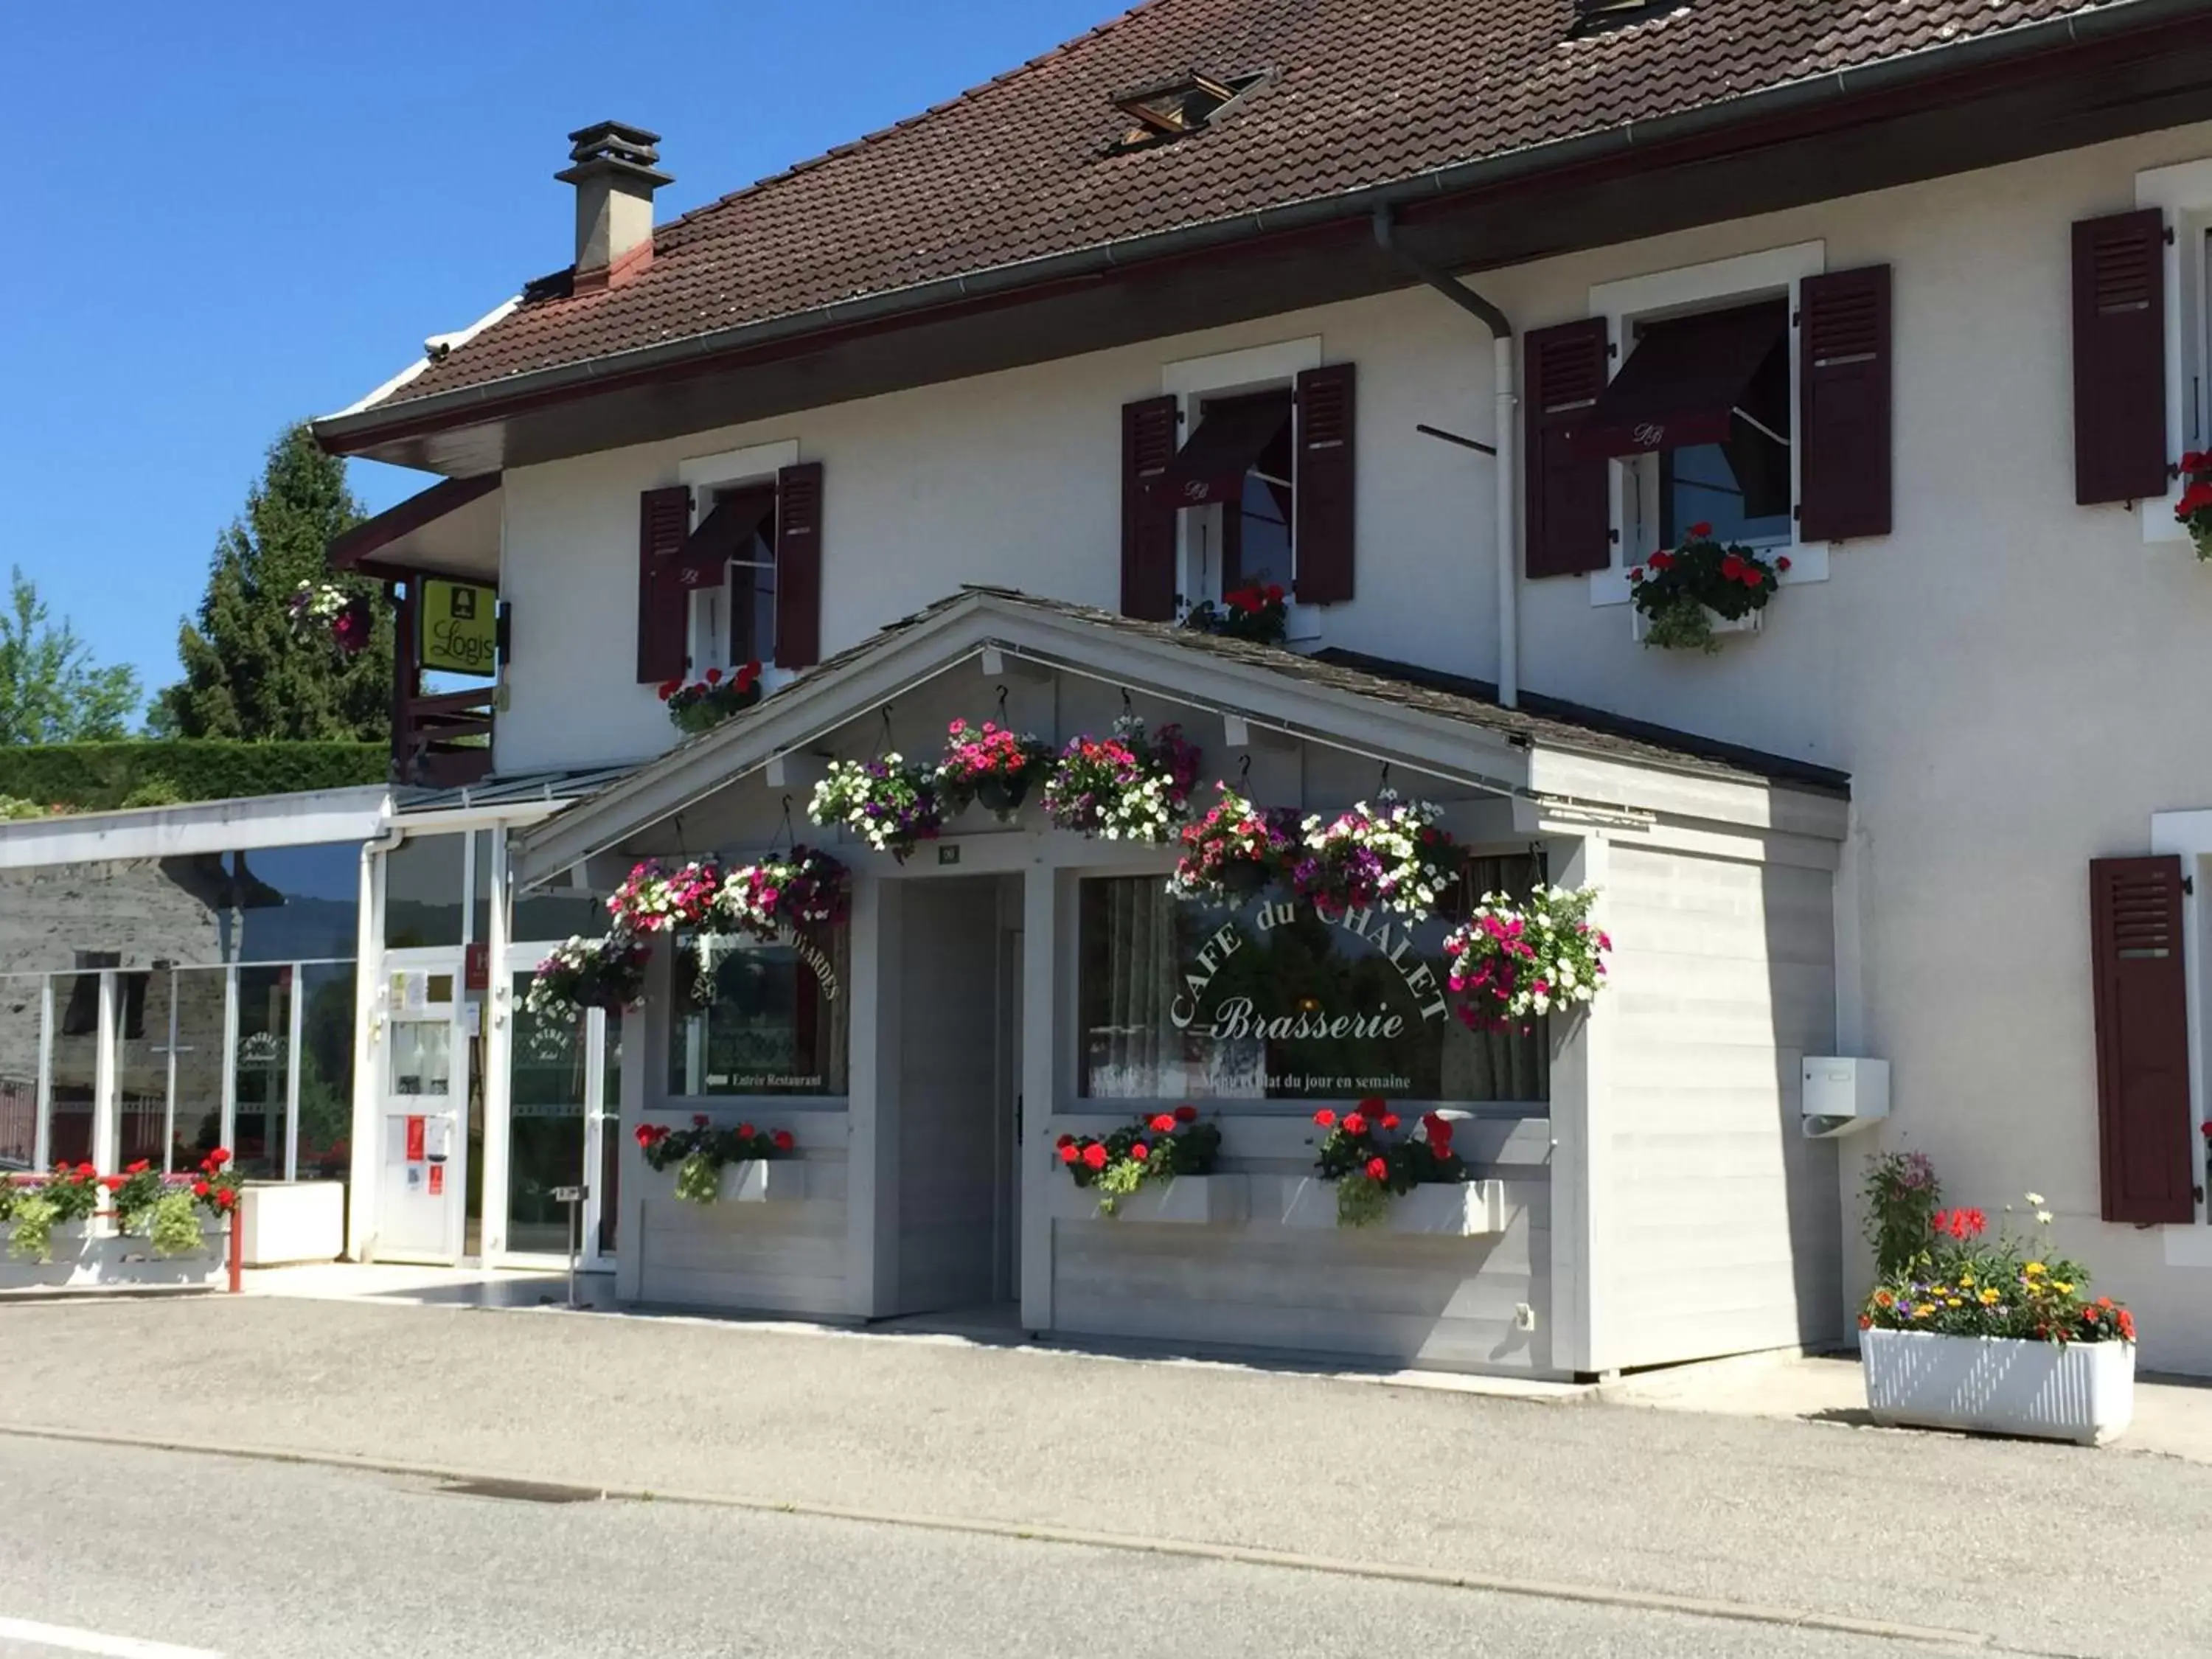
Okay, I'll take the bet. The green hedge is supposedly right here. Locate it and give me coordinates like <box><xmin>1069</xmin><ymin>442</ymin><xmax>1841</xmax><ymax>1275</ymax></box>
<box><xmin>0</xmin><ymin>742</ymin><xmax>389</xmax><ymax>813</ymax></box>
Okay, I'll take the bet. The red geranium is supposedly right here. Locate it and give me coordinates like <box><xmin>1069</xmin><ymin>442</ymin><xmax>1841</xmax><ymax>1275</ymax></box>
<box><xmin>1173</xmin><ymin>1105</ymin><xmax>1197</xmax><ymax>1124</ymax></box>
<box><xmin>1057</xmin><ymin>1108</ymin><xmax>1222</xmax><ymax>1213</ymax></box>
<box><xmin>1082</xmin><ymin>1142</ymin><xmax>1109</xmax><ymax>1171</ymax></box>
<box><xmin>772</xmin><ymin>1130</ymin><xmax>796</xmax><ymax>1153</ymax></box>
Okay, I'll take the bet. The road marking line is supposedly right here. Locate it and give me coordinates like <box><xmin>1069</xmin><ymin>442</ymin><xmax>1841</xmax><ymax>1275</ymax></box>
<box><xmin>0</xmin><ymin>1422</ymin><xmax>1999</xmax><ymax>1653</ymax></box>
<box><xmin>0</xmin><ymin>1617</ymin><xmax>221</xmax><ymax>1659</ymax></box>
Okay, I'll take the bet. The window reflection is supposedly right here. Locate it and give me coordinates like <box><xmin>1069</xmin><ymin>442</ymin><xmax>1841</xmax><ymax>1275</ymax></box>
<box><xmin>669</xmin><ymin>929</ymin><xmax>849</xmax><ymax>1097</ymax></box>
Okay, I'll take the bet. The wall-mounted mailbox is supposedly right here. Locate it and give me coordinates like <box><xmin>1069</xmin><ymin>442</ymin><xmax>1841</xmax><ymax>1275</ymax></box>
<box><xmin>1802</xmin><ymin>1057</ymin><xmax>1891</xmax><ymax>1138</ymax></box>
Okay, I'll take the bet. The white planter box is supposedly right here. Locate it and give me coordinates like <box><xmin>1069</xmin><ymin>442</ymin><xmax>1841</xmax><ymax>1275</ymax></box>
<box><xmin>1278</xmin><ymin>1178</ymin><xmax>1506</xmax><ymax>1235</ymax></box>
<box><xmin>1862</xmin><ymin>1327</ymin><xmax>2135</xmax><ymax>1446</ymax></box>
<box><xmin>1047</xmin><ymin>1173</ymin><xmax>1246</xmax><ymax>1225</ymax></box>
<box><xmin>239</xmin><ymin>1182</ymin><xmax>344</xmax><ymax>1267</ymax></box>
<box><xmin>1632</xmin><ymin>605</ymin><xmax>1764</xmax><ymax>645</ymax></box>
<box><xmin>717</xmin><ymin>1159</ymin><xmax>807</xmax><ymax>1204</ymax></box>
<box><xmin>0</xmin><ymin>1221</ymin><xmax>228</xmax><ymax>1293</ymax></box>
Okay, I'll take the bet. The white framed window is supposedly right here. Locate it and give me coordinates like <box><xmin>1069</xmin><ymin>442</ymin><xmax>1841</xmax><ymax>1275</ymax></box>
<box><xmin>2136</xmin><ymin>159</ymin><xmax>2212</xmax><ymax>545</ymax></box>
<box><xmin>1161</xmin><ymin>338</ymin><xmax>1320</xmax><ymax>633</ymax></box>
<box><xmin>675</xmin><ymin>439</ymin><xmax>797</xmax><ymax>676</ymax></box>
<box><xmin>1586</xmin><ymin>243</ymin><xmax>1829</xmax><ymax>606</ymax></box>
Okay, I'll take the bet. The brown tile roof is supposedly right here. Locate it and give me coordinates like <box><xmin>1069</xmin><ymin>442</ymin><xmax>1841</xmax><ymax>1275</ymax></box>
<box><xmin>372</xmin><ymin>0</ymin><xmax>2126</xmax><ymax>413</ymax></box>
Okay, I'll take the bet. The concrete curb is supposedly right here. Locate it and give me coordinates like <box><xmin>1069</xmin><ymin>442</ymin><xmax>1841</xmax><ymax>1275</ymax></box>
<box><xmin>0</xmin><ymin>1421</ymin><xmax>2007</xmax><ymax>1653</ymax></box>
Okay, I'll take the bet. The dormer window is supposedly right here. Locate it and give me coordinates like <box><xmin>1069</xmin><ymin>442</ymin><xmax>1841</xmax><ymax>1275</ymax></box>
<box><xmin>1110</xmin><ymin>71</ymin><xmax>1267</xmax><ymax>152</ymax></box>
<box><xmin>1571</xmin><ymin>0</ymin><xmax>1683</xmax><ymax>35</ymax></box>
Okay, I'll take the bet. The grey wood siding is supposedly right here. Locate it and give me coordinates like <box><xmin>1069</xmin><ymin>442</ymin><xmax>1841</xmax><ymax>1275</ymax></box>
<box><xmin>634</xmin><ymin>1155</ymin><xmax>849</xmax><ymax>1315</ymax></box>
<box><xmin>1048</xmin><ymin>1116</ymin><xmax>1556</xmax><ymax>1374</ymax></box>
<box><xmin>1601</xmin><ymin>845</ymin><xmax>1840</xmax><ymax>1370</ymax></box>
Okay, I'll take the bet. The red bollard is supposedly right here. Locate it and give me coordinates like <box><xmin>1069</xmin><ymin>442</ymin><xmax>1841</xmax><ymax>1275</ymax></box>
<box><xmin>227</xmin><ymin>1208</ymin><xmax>243</xmax><ymax>1295</ymax></box>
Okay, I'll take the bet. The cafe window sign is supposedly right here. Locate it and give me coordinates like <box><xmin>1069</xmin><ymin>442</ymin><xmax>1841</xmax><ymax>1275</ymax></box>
<box><xmin>1079</xmin><ymin>874</ymin><xmax>1547</xmax><ymax>1105</ymax></box>
<box><xmin>668</xmin><ymin>925</ymin><xmax>849</xmax><ymax>1099</ymax></box>
<box><xmin>419</xmin><ymin>580</ymin><xmax>498</xmax><ymax>678</ymax></box>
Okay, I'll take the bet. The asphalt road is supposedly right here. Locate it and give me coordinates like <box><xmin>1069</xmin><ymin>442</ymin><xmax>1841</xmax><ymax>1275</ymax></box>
<box><xmin>0</xmin><ymin>1436</ymin><xmax>1926</xmax><ymax>1659</ymax></box>
<box><xmin>5</xmin><ymin>1298</ymin><xmax>2211</xmax><ymax>1656</ymax></box>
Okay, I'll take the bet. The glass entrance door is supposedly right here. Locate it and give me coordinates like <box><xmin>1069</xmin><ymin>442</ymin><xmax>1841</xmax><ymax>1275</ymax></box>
<box><xmin>372</xmin><ymin>956</ymin><xmax>467</xmax><ymax>1263</ymax></box>
<box><xmin>501</xmin><ymin>947</ymin><xmax>616</xmax><ymax>1270</ymax></box>
<box><xmin>505</xmin><ymin>966</ymin><xmax>588</xmax><ymax>1259</ymax></box>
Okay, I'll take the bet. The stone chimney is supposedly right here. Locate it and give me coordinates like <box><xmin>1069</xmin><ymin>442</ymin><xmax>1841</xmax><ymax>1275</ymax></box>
<box><xmin>557</xmin><ymin>121</ymin><xmax>672</xmax><ymax>285</ymax></box>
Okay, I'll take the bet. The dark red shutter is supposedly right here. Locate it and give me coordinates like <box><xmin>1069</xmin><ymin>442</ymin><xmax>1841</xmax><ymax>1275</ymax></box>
<box><xmin>636</xmin><ymin>485</ymin><xmax>689</xmax><ymax>684</ymax></box>
<box><xmin>1121</xmin><ymin>396</ymin><xmax>1179</xmax><ymax>621</ymax></box>
<box><xmin>1798</xmin><ymin>265</ymin><xmax>1893</xmax><ymax>542</ymax></box>
<box><xmin>1293</xmin><ymin>363</ymin><xmax>1356</xmax><ymax>605</ymax></box>
<box><xmin>2073</xmin><ymin>210</ymin><xmax>2168</xmax><ymax>506</ymax></box>
<box><xmin>774</xmin><ymin>462</ymin><xmax>823</xmax><ymax>670</ymax></box>
<box><xmin>2090</xmin><ymin>855</ymin><xmax>2196</xmax><ymax>1225</ymax></box>
<box><xmin>1523</xmin><ymin>319</ymin><xmax>1611</xmax><ymax>577</ymax></box>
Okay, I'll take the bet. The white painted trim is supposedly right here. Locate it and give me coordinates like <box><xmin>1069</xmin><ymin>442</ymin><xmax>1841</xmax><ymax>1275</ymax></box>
<box><xmin>1161</xmin><ymin>337</ymin><xmax>1322</xmax><ymax>400</ymax></box>
<box><xmin>347</xmin><ymin>837</ymin><xmax>388</xmax><ymax>1261</ymax></box>
<box><xmin>678</xmin><ymin>438</ymin><xmax>799</xmax><ymax>493</ymax></box>
<box><xmin>2137</xmin><ymin>159</ymin><xmax>2212</xmax><ymax>544</ymax></box>
<box><xmin>2152</xmin><ymin>808</ymin><xmax>2212</xmax><ymax>1254</ymax></box>
<box><xmin>0</xmin><ymin>787</ymin><xmax>392</xmax><ymax>870</ymax></box>
<box><xmin>1587</xmin><ymin>241</ymin><xmax>1828</xmax><ymax>607</ymax></box>
<box><xmin>1019</xmin><ymin>865</ymin><xmax>1057</xmax><ymax>1330</ymax></box>
<box><xmin>1548</xmin><ymin>833</ymin><xmax>1607</xmax><ymax>1374</ymax></box>
<box><xmin>479</xmin><ymin>825</ymin><xmax>514</xmax><ymax>1259</ymax></box>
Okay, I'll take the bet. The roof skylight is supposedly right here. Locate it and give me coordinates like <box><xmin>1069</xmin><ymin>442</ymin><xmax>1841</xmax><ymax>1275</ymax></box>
<box><xmin>1109</xmin><ymin>69</ymin><xmax>1269</xmax><ymax>152</ymax></box>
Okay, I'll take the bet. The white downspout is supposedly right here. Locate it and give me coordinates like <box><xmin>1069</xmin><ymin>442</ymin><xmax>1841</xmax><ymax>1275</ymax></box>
<box><xmin>1492</xmin><ymin>333</ymin><xmax>1520</xmax><ymax>710</ymax></box>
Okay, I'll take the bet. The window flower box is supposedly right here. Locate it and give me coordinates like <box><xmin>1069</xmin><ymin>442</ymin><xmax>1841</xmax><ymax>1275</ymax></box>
<box><xmin>1630</xmin><ymin>605</ymin><xmax>1761</xmax><ymax>644</ymax></box>
<box><xmin>1862</xmin><ymin>1327</ymin><xmax>2135</xmax><ymax>1446</ymax></box>
<box><xmin>717</xmin><ymin>1158</ymin><xmax>809</xmax><ymax>1204</ymax></box>
<box><xmin>1278</xmin><ymin>1178</ymin><xmax>1505</xmax><ymax>1235</ymax></box>
<box><xmin>1048</xmin><ymin>1172</ymin><xmax>1246</xmax><ymax>1225</ymax></box>
<box><xmin>0</xmin><ymin>1222</ymin><xmax>230</xmax><ymax>1293</ymax></box>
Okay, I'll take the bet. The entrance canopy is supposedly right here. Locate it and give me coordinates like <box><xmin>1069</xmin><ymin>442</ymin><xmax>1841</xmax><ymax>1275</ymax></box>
<box><xmin>511</xmin><ymin>588</ymin><xmax>1848</xmax><ymax>889</ymax></box>
<box><xmin>1155</xmin><ymin>394</ymin><xmax>1292</xmax><ymax>507</ymax></box>
<box><xmin>327</xmin><ymin>473</ymin><xmax>502</xmax><ymax>585</ymax></box>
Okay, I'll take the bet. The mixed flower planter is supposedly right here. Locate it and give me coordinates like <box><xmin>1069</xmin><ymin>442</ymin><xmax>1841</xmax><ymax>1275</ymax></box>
<box><xmin>0</xmin><ymin>1153</ymin><xmax>240</xmax><ymax>1293</ymax></box>
<box><xmin>1862</xmin><ymin>1327</ymin><xmax>2134</xmax><ymax>1446</ymax></box>
<box><xmin>1857</xmin><ymin>1189</ymin><xmax>2137</xmax><ymax>1446</ymax></box>
<box><xmin>1048</xmin><ymin>1172</ymin><xmax>1248</xmax><ymax>1225</ymax></box>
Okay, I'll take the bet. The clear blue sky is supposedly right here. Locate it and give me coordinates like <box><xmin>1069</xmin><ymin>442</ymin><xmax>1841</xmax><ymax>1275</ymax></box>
<box><xmin>1</xmin><ymin>0</ymin><xmax>1114</xmax><ymax>709</ymax></box>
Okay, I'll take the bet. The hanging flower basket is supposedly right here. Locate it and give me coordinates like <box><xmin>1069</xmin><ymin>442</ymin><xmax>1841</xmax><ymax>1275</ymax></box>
<box><xmin>1293</xmin><ymin>793</ymin><xmax>1461</xmax><ymax>922</ymax></box>
<box><xmin>608</xmin><ymin>860</ymin><xmax>723</xmax><ymax>934</ymax></box>
<box><xmin>1042</xmin><ymin>717</ymin><xmax>1201</xmax><ymax>843</ymax></box>
<box><xmin>712</xmin><ymin>846</ymin><xmax>850</xmax><ymax>939</ymax></box>
<box><xmin>1441</xmin><ymin>884</ymin><xmax>1610</xmax><ymax>1032</ymax></box>
<box><xmin>1054</xmin><ymin>1105</ymin><xmax>1221</xmax><ymax>1217</ymax></box>
<box><xmin>659</xmin><ymin>662</ymin><xmax>764</xmax><ymax>735</ymax></box>
<box><xmin>1167</xmin><ymin>785</ymin><xmax>1299</xmax><ymax>904</ymax></box>
<box><xmin>1628</xmin><ymin>524</ymin><xmax>1786</xmax><ymax>653</ymax></box>
<box><xmin>526</xmin><ymin>934</ymin><xmax>653</xmax><ymax>1018</ymax></box>
<box><xmin>2176</xmin><ymin>453</ymin><xmax>2212</xmax><ymax>559</ymax></box>
<box><xmin>1307</xmin><ymin>1102</ymin><xmax>1471</xmax><ymax>1228</ymax></box>
<box><xmin>809</xmin><ymin>755</ymin><xmax>943</xmax><ymax>861</ymax></box>
<box><xmin>288</xmin><ymin>582</ymin><xmax>375</xmax><ymax>656</ymax></box>
<box><xmin>1182</xmin><ymin>584</ymin><xmax>1289</xmax><ymax>646</ymax></box>
<box><xmin>936</xmin><ymin>720</ymin><xmax>1054</xmax><ymax>821</ymax></box>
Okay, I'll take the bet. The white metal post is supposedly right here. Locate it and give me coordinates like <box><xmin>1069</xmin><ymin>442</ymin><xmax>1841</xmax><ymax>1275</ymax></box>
<box><xmin>33</xmin><ymin>977</ymin><xmax>53</xmax><ymax>1172</ymax></box>
<box><xmin>92</xmin><ymin>971</ymin><xmax>119</xmax><ymax>1176</ymax></box>
<box><xmin>480</xmin><ymin>828</ymin><xmax>514</xmax><ymax>1261</ymax></box>
<box><xmin>285</xmin><ymin>961</ymin><xmax>306</xmax><ymax>1182</ymax></box>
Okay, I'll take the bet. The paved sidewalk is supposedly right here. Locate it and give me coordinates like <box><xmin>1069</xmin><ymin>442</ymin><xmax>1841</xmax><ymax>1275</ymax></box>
<box><xmin>6</xmin><ymin>1296</ymin><xmax>2212</xmax><ymax>1656</ymax></box>
<box><xmin>1603</xmin><ymin>1348</ymin><xmax>2212</xmax><ymax>1466</ymax></box>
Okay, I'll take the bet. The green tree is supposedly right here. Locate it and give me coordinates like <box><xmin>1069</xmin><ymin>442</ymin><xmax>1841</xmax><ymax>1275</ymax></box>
<box><xmin>155</xmin><ymin>423</ymin><xmax>392</xmax><ymax>740</ymax></box>
<box><xmin>0</xmin><ymin>566</ymin><xmax>142</xmax><ymax>742</ymax></box>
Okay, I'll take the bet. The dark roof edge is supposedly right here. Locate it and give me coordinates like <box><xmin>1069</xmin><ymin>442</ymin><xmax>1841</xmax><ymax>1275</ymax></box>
<box><xmin>1312</xmin><ymin>648</ymin><xmax>1853</xmax><ymax>797</ymax></box>
<box><xmin>313</xmin><ymin>0</ymin><xmax>2180</xmax><ymax>453</ymax></box>
<box><xmin>327</xmin><ymin>472</ymin><xmax>501</xmax><ymax>570</ymax></box>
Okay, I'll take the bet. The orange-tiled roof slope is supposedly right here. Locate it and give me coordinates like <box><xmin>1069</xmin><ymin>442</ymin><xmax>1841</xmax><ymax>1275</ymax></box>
<box><xmin>374</xmin><ymin>0</ymin><xmax>2117</xmax><ymax>409</ymax></box>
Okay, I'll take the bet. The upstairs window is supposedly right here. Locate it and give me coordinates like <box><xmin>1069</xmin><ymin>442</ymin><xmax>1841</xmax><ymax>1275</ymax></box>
<box><xmin>1578</xmin><ymin>299</ymin><xmax>1794</xmax><ymax>550</ymax></box>
<box><xmin>678</xmin><ymin>484</ymin><xmax>779</xmax><ymax>673</ymax></box>
<box><xmin>1157</xmin><ymin>389</ymin><xmax>1295</xmax><ymax>608</ymax></box>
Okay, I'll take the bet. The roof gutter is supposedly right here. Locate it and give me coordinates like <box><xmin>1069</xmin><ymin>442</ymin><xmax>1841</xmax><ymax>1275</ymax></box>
<box><xmin>315</xmin><ymin>0</ymin><xmax>2189</xmax><ymax>453</ymax></box>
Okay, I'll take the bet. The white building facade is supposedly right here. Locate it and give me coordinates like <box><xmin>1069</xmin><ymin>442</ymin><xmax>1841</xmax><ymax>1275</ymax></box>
<box><xmin>302</xmin><ymin>2</ymin><xmax>2212</xmax><ymax>1375</ymax></box>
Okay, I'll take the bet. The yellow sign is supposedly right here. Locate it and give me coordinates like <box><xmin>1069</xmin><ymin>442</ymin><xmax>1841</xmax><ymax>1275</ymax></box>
<box><xmin>420</xmin><ymin>580</ymin><xmax>498</xmax><ymax>677</ymax></box>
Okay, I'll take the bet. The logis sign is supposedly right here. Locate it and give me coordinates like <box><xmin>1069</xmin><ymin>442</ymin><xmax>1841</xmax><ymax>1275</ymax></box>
<box><xmin>1169</xmin><ymin>899</ymin><xmax>1450</xmax><ymax>1041</ymax></box>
